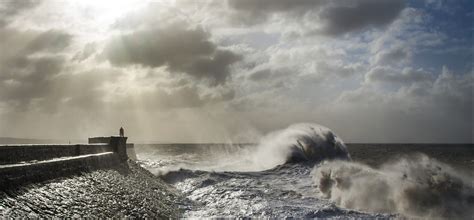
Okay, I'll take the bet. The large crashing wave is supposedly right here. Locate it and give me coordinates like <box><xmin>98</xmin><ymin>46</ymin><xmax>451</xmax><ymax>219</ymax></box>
<box><xmin>144</xmin><ymin>123</ymin><xmax>351</xmax><ymax>173</ymax></box>
<box><xmin>312</xmin><ymin>154</ymin><xmax>474</xmax><ymax>219</ymax></box>
<box><xmin>252</xmin><ymin>123</ymin><xmax>351</xmax><ymax>169</ymax></box>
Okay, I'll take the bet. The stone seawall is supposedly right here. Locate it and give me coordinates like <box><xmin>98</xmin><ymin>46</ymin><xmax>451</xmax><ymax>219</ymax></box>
<box><xmin>0</xmin><ymin>136</ymin><xmax>136</xmax><ymax>188</ymax></box>
<box><xmin>0</xmin><ymin>137</ymin><xmax>179</xmax><ymax>218</ymax></box>
<box><xmin>0</xmin><ymin>144</ymin><xmax>112</xmax><ymax>165</ymax></box>
<box><xmin>0</xmin><ymin>152</ymin><xmax>120</xmax><ymax>188</ymax></box>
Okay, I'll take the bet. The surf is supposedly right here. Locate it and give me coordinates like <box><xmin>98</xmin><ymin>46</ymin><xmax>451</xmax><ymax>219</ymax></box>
<box><xmin>140</xmin><ymin>123</ymin><xmax>351</xmax><ymax>174</ymax></box>
<box><xmin>135</xmin><ymin>123</ymin><xmax>472</xmax><ymax>218</ymax></box>
<box><xmin>312</xmin><ymin>154</ymin><xmax>474</xmax><ymax>219</ymax></box>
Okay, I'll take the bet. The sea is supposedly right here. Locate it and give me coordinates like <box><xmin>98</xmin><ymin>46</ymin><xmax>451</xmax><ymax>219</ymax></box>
<box><xmin>135</xmin><ymin>123</ymin><xmax>473</xmax><ymax>219</ymax></box>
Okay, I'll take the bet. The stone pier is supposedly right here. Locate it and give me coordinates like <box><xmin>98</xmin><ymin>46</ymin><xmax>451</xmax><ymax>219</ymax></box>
<box><xmin>0</xmin><ymin>136</ymin><xmax>137</xmax><ymax>187</ymax></box>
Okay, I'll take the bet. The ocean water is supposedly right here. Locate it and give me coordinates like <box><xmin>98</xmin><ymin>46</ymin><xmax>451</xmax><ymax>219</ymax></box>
<box><xmin>135</xmin><ymin>124</ymin><xmax>473</xmax><ymax>219</ymax></box>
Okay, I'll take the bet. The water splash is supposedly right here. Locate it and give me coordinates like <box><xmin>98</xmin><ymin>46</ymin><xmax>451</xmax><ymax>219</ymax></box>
<box><xmin>137</xmin><ymin>123</ymin><xmax>350</xmax><ymax>173</ymax></box>
<box><xmin>312</xmin><ymin>154</ymin><xmax>474</xmax><ymax>219</ymax></box>
<box><xmin>251</xmin><ymin>123</ymin><xmax>350</xmax><ymax>169</ymax></box>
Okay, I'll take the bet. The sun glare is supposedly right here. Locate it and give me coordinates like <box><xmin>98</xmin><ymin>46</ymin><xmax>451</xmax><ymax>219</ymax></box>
<box><xmin>73</xmin><ymin>0</ymin><xmax>146</xmax><ymax>24</ymax></box>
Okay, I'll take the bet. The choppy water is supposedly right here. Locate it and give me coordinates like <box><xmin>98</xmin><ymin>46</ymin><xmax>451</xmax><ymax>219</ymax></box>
<box><xmin>137</xmin><ymin>146</ymin><xmax>379</xmax><ymax>218</ymax></box>
<box><xmin>135</xmin><ymin>124</ymin><xmax>473</xmax><ymax>219</ymax></box>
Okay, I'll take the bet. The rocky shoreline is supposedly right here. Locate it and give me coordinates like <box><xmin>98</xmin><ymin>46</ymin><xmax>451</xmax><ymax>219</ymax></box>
<box><xmin>0</xmin><ymin>161</ymin><xmax>182</xmax><ymax>218</ymax></box>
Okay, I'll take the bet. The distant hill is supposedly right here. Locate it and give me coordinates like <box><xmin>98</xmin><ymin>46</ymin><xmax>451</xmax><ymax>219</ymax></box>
<box><xmin>0</xmin><ymin>137</ymin><xmax>80</xmax><ymax>145</ymax></box>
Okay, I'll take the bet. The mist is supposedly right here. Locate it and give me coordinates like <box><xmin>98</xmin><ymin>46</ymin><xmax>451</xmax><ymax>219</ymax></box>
<box><xmin>313</xmin><ymin>154</ymin><xmax>474</xmax><ymax>219</ymax></box>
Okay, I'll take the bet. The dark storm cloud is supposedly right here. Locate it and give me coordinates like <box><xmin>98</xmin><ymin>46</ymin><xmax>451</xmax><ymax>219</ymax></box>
<box><xmin>318</xmin><ymin>0</ymin><xmax>405</xmax><ymax>36</ymax></box>
<box><xmin>226</xmin><ymin>0</ymin><xmax>405</xmax><ymax>36</ymax></box>
<box><xmin>25</xmin><ymin>30</ymin><xmax>72</xmax><ymax>53</ymax></box>
<box><xmin>0</xmin><ymin>62</ymin><xmax>121</xmax><ymax>113</ymax></box>
<box><xmin>228</xmin><ymin>0</ymin><xmax>320</xmax><ymax>11</ymax></box>
<box><xmin>104</xmin><ymin>26</ymin><xmax>241</xmax><ymax>85</ymax></box>
<box><xmin>0</xmin><ymin>28</ymin><xmax>71</xmax><ymax>111</ymax></box>
<box><xmin>0</xmin><ymin>28</ymin><xmax>71</xmax><ymax>60</ymax></box>
<box><xmin>0</xmin><ymin>55</ymin><xmax>65</xmax><ymax>111</ymax></box>
<box><xmin>0</xmin><ymin>0</ymin><xmax>41</xmax><ymax>27</ymax></box>
<box><xmin>226</xmin><ymin>0</ymin><xmax>324</xmax><ymax>25</ymax></box>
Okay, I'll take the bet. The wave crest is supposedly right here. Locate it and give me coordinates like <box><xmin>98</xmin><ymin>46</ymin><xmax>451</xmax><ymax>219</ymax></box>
<box><xmin>253</xmin><ymin>123</ymin><xmax>350</xmax><ymax>168</ymax></box>
<box><xmin>140</xmin><ymin>123</ymin><xmax>350</xmax><ymax>173</ymax></box>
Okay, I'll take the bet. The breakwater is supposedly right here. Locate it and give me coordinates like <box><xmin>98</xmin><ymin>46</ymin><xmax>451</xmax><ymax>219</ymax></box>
<box><xmin>0</xmin><ymin>136</ymin><xmax>137</xmax><ymax>187</ymax></box>
<box><xmin>0</xmin><ymin>161</ymin><xmax>181</xmax><ymax>218</ymax></box>
<box><xmin>0</xmin><ymin>136</ymin><xmax>181</xmax><ymax>218</ymax></box>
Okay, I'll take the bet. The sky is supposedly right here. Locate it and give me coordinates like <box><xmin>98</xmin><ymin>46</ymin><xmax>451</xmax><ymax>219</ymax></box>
<box><xmin>0</xmin><ymin>0</ymin><xmax>472</xmax><ymax>143</ymax></box>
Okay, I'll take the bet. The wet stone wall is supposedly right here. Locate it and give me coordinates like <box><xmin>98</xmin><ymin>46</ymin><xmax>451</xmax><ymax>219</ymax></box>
<box><xmin>0</xmin><ymin>144</ymin><xmax>112</xmax><ymax>165</ymax></box>
<box><xmin>0</xmin><ymin>153</ymin><xmax>121</xmax><ymax>188</ymax></box>
<box><xmin>0</xmin><ymin>136</ymin><xmax>129</xmax><ymax>188</ymax></box>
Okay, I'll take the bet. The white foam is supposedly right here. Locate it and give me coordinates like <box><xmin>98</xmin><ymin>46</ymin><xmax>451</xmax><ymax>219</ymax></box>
<box><xmin>251</xmin><ymin>123</ymin><xmax>350</xmax><ymax>169</ymax></box>
<box><xmin>141</xmin><ymin>123</ymin><xmax>351</xmax><ymax>173</ymax></box>
<box><xmin>312</xmin><ymin>154</ymin><xmax>474</xmax><ymax>219</ymax></box>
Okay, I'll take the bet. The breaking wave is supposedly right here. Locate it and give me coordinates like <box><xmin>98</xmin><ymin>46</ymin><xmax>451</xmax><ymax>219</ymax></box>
<box><xmin>253</xmin><ymin>123</ymin><xmax>350</xmax><ymax>166</ymax></box>
<box><xmin>312</xmin><ymin>154</ymin><xmax>474</xmax><ymax>219</ymax></box>
<box><xmin>141</xmin><ymin>123</ymin><xmax>351</xmax><ymax>173</ymax></box>
<box><xmin>137</xmin><ymin>123</ymin><xmax>472</xmax><ymax>218</ymax></box>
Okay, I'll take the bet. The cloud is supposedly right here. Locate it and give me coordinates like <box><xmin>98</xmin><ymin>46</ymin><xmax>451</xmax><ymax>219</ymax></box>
<box><xmin>317</xmin><ymin>0</ymin><xmax>405</xmax><ymax>36</ymax></box>
<box><xmin>0</xmin><ymin>28</ymin><xmax>72</xmax><ymax>111</ymax></box>
<box><xmin>0</xmin><ymin>1</ymin><xmax>76</xmax><ymax>113</ymax></box>
<box><xmin>0</xmin><ymin>0</ymin><xmax>471</xmax><ymax>143</ymax></box>
<box><xmin>247</xmin><ymin>68</ymin><xmax>274</xmax><ymax>81</ymax></box>
<box><xmin>72</xmin><ymin>43</ymin><xmax>96</xmax><ymax>62</ymax></box>
<box><xmin>370</xmin><ymin>8</ymin><xmax>445</xmax><ymax>55</ymax></box>
<box><xmin>244</xmin><ymin>67</ymin><xmax>294</xmax><ymax>90</ymax></box>
<box><xmin>0</xmin><ymin>0</ymin><xmax>40</xmax><ymax>27</ymax></box>
<box><xmin>240</xmin><ymin>45</ymin><xmax>361</xmax><ymax>91</ymax></box>
<box><xmin>0</xmin><ymin>28</ymin><xmax>71</xmax><ymax>60</ymax></box>
<box><xmin>227</xmin><ymin>0</ymin><xmax>321</xmax><ymax>12</ymax></box>
<box><xmin>225</xmin><ymin>0</ymin><xmax>323</xmax><ymax>25</ymax></box>
<box><xmin>25</xmin><ymin>29</ymin><xmax>71</xmax><ymax>53</ymax></box>
<box><xmin>116</xmin><ymin>84</ymin><xmax>236</xmax><ymax>111</ymax></box>
<box><xmin>335</xmin><ymin>66</ymin><xmax>472</xmax><ymax>142</ymax></box>
<box><xmin>0</xmin><ymin>2</ymin><xmax>240</xmax><ymax>116</ymax></box>
<box><xmin>371</xmin><ymin>45</ymin><xmax>412</xmax><ymax>66</ymax></box>
<box><xmin>365</xmin><ymin>66</ymin><xmax>434</xmax><ymax>84</ymax></box>
<box><xmin>312</xmin><ymin>61</ymin><xmax>361</xmax><ymax>78</ymax></box>
<box><xmin>0</xmin><ymin>56</ymin><xmax>65</xmax><ymax>108</ymax></box>
<box><xmin>223</xmin><ymin>0</ymin><xmax>405</xmax><ymax>36</ymax></box>
<box><xmin>104</xmin><ymin>25</ymin><xmax>241</xmax><ymax>85</ymax></box>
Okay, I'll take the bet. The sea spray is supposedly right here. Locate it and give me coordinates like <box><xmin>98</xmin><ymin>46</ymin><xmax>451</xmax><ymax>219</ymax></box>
<box><xmin>252</xmin><ymin>123</ymin><xmax>350</xmax><ymax>168</ymax></box>
<box><xmin>312</xmin><ymin>154</ymin><xmax>474</xmax><ymax>219</ymax></box>
<box><xmin>135</xmin><ymin>126</ymin><xmax>472</xmax><ymax>218</ymax></box>
<box><xmin>140</xmin><ymin>123</ymin><xmax>351</xmax><ymax>173</ymax></box>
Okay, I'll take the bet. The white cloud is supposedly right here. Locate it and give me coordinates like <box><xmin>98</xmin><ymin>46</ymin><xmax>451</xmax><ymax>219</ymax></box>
<box><xmin>334</xmin><ymin>66</ymin><xmax>472</xmax><ymax>142</ymax></box>
<box><xmin>365</xmin><ymin>66</ymin><xmax>434</xmax><ymax>84</ymax></box>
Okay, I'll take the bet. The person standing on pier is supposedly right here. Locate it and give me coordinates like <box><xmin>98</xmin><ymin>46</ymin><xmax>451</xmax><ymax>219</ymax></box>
<box><xmin>119</xmin><ymin>127</ymin><xmax>124</xmax><ymax>137</ymax></box>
